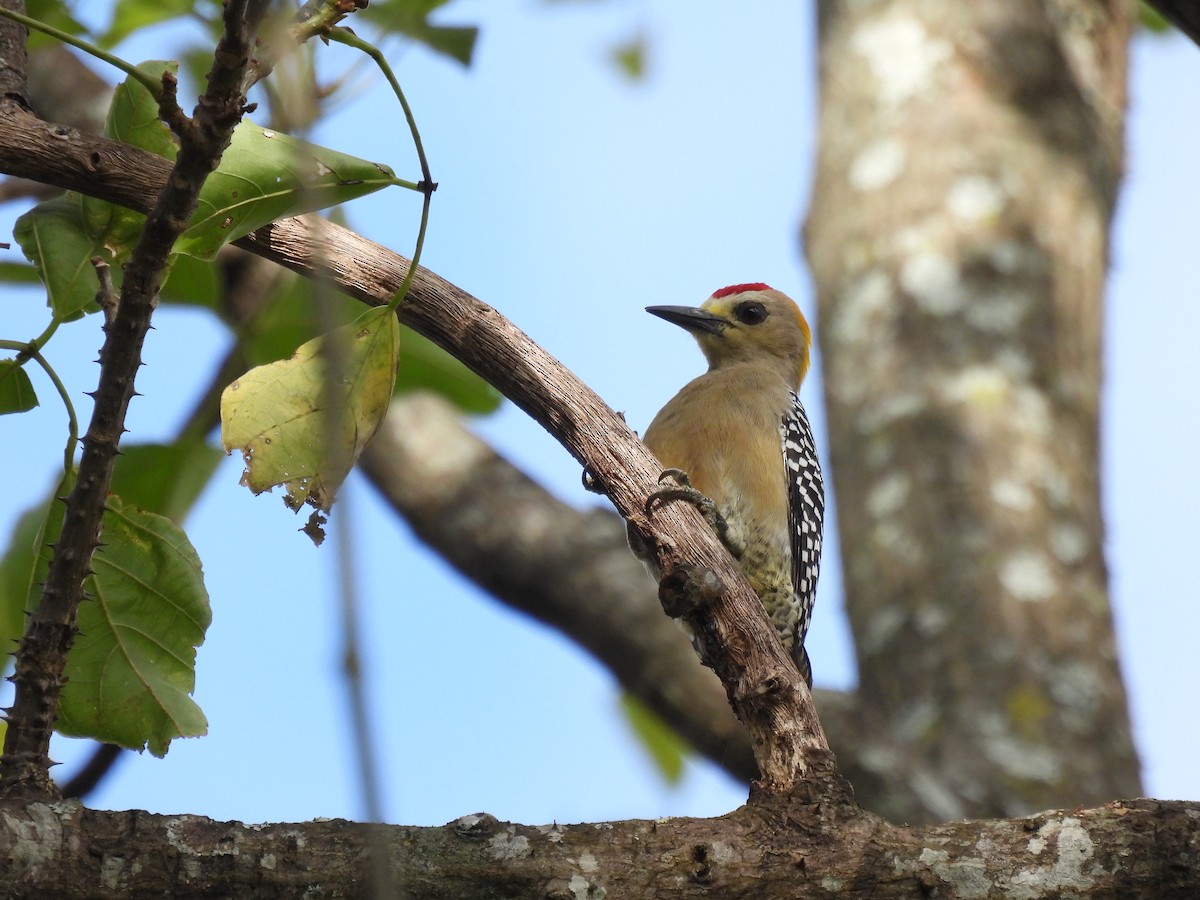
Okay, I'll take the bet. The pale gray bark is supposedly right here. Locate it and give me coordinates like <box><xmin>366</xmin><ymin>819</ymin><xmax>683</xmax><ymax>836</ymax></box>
<box><xmin>805</xmin><ymin>0</ymin><xmax>1139</xmax><ymax>821</ymax></box>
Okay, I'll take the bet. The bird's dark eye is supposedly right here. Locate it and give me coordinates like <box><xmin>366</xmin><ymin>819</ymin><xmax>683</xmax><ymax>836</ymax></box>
<box><xmin>735</xmin><ymin>301</ymin><xmax>768</xmax><ymax>325</ymax></box>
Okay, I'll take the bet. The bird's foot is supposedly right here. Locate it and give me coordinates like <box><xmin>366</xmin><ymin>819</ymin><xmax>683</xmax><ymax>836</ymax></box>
<box><xmin>581</xmin><ymin>466</ymin><xmax>604</xmax><ymax>494</ymax></box>
<box><xmin>646</xmin><ymin>469</ymin><xmax>734</xmax><ymax>551</ymax></box>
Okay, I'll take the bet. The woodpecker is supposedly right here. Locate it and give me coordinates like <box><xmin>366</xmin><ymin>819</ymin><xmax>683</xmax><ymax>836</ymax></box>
<box><xmin>638</xmin><ymin>283</ymin><xmax>825</xmax><ymax>685</ymax></box>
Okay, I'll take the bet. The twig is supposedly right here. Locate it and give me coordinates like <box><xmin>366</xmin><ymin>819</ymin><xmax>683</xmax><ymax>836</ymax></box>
<box><xmin>91</xmin><ymin>257</ymin><xmax>117</xmax><ymax>327</ymax></box>
<box><xmin>58</xmin><ymin>743</ymin><xmax>123</xmax><ymax>799</ymax></box>
<box><xmin>0</xmin><ymin>0</ymin><xmax>272</xmax><ymax>799</ymax></box>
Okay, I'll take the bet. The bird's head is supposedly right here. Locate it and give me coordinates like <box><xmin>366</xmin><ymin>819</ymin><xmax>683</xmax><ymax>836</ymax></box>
<box><xmin>646</xmin><ymin>283</ymin><xmax>813</xmax><ymax>388</ymax></box>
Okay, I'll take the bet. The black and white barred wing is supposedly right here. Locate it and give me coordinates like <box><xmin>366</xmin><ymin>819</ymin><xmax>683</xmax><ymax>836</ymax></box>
<box><xmin>781</xmin><ymin>392</ymin><xmax>825</xmax><ymax>672</ymax></box>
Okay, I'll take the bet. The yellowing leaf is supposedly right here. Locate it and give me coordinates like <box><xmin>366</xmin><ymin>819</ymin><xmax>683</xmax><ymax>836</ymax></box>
<box><xmin>220</xmin><ymin>307</ymin><xmax>401</xmax><ymax>513</ymax></box>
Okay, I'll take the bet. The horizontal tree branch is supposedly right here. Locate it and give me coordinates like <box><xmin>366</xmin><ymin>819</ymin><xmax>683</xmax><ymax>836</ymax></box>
<box><xmin>0</xmin><ymin>796</ymin><xmax>1194</xmax><ymax>898</ymax></box>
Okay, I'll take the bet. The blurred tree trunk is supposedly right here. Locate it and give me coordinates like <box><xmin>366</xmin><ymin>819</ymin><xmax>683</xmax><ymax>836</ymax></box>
<box><xmin>806</xmin><ymin>0</ymin><xmax>1140</xmax><ymax>822</ymax></box>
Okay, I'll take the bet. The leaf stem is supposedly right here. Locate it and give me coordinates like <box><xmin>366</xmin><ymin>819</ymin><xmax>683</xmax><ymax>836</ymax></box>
<box><xmin>0</xmin><ymin>338</ymin><xmax>78</xmax><ymax>473</ymax></box>
<box><xmin>324</xmin><ymin>26</ymin><xmax>434</xmax><ymax>308</ymax></box>
<box><xmin>0</xmin><ymin>7</ymin><xmax>163</xmax><ymax>99</ymax></box>
<box><xmin>386</xmin><ymin>187</ymin><xmax>432</xmax><ymax>311</ymax></box>
<box><xmin>325</xmin><ymin>26</ymin><xmax>433</xmax><ymax>189</ymax></box>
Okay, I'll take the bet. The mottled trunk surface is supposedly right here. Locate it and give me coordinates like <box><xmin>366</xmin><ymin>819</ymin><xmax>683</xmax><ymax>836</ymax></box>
<box><xmin>806</xmin><ymin>0</ymin><xmax>1139</xmax><ymax>821</ymax></box>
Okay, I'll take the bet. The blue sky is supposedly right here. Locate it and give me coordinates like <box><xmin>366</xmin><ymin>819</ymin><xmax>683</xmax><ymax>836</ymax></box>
<box><xmin>1</xmin><ymin>3</ymin><xmax>1197</xmax><ymax>827</ymax></box>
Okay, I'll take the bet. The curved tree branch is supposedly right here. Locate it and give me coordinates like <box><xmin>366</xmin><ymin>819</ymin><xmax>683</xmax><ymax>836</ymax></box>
<box><xmin>0</xmin><ymin>100</ymin><xmax>831</xmax><ymax>793</ymax></box>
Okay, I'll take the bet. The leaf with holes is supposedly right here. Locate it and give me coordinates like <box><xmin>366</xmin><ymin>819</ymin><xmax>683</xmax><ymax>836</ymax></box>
<box><xmin>220</xmin><ymin>306</ymin><xmax>400</xmax><ymax>513</ymax></box>
<box><xmin>56</xmin><ymin>495</ymin><xmax>210</xmax><ymax>756</ymax></box>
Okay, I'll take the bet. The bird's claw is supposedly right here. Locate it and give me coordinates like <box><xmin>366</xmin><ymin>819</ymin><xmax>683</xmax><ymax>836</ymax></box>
<box><xmin>581</xmin><ymin>466</ymin><xmax>604</xmax><ymax>494</ymax></box>
<box><xmin>646</xmin><ymin>469</ymin><xmax>732</xmax><ymax>548</ymax></box>
<box><xmin>657</xmin><ymin>467</ymin><xmax>692</xmax><ymax>487</ymax></box>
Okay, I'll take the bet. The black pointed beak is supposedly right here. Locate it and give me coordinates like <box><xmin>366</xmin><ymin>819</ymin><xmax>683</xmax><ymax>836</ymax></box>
<box><xmin>645</xmin><ymin>305</ymin><xmax>727</xmax><ymax>336</ymax></box>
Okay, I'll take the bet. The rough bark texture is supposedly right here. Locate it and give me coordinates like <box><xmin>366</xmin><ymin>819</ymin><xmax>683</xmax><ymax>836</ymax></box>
<box><xmin>804</xmin><ymin>0</ymin><xmax>1139</xmax><ymax>822</ymax></box>
<box><xmin>1</xmin><ymin>796</ymin><xmax>1197</xmax><ymax>899</ymax></box>
<box><xmin>242</xmin><ymin>212</ymin><xmax>835</xmax><ymax>791</ymax></box>
<box><xmin>0</xmin><ymin>0</ymin><xmax>27</xmax><ymax>101</ymax></box>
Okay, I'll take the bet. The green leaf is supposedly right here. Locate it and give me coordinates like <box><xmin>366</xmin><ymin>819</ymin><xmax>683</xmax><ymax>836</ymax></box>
<box><xmin>175</xmin><ymin>122</ymin><xmax>401</xmax><ymax>260</ymax></box>
<box><xmin>619</xmin><ymin>693</ymin><xmax>690</xmax><ymax>785</ymax></box>
<box><xmin>0</xmin><ymin>361</ymin><xmax>39</xmax><ymax>414</ymax></box>
<box><xmin>396</xmin><ymin>327</ymin><xmax>501</xmax><ymax>414</ymax></box>
<box><xmin>220</xmin><ymin>306</ymin><xmax>401</xmax><ymax>512</ymax></box>
<box><xmin>57</xmin><ymin>495</ymin><xmax>210</xmax><ymax>757</ymax></box>
<box><xmin>0</xmin><ymin>261</ymin><xmax>43</xmax><ymax>285</ymax></box>
<box><xmin>0</xmin><ymin>504</ymin><xmax>42</xmax><ymax>650</ymax></box>
<box><xmin>237</xmin><ymin>272</ymin><xmax>332</xmax><ymax>368</ymax></box>
<box><xmin>67</xmin><ymin>63</ymin><xmax>396</xmax><ymax>263</ymax></box>
<box><xmin>98</xmin><ymin>0</ymin><xmax>195</xmax><ymax>49</ymax></box>
<box><xmin>360</xmin><ymin>0</ymin><xmax>478</xmax><ymax>66</ymax></box>
<box><xmin>0</xmin><ymin>469</ymin><xmax>75</xmax><ymax>660</ymax></box>
<box><xmin>1138</xmin><ymin>2</ymin><xmax>1171</xmax><ymax>32</ymax></box>
<box><xmin>81</xmin><ymin>61</ymin><xmax>179</xmax><ymax>259</ymax></box>
<box><xmin>160</xmin><ymin>253</ymin><xmax>220</xmax><ymax>309</ymax></box>
<box><xmin>14</xmin><ymin>194</ymin><xmax>110</xmax><ymax>321</ymax></box>
<box><xmin>104</xmin><ymin>59</ymin><xmax>179</xmax><ymax>158</ymax></box>
<box><xmin>110</xmin><ymin>441</ymin><xmax>224</xmax><ymax>525</ymax></box>
<box><xmin>406</xmin><ymin>22</ymin><xmax>477</xmax><ymax>66</ymax></box>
